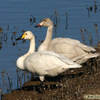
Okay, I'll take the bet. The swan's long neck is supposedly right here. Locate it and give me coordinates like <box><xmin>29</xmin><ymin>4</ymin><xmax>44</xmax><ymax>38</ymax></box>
<box><xmin>25</xmin><ymin>38</ymin><xmax>35</xmax><ymax>57</ymax></box>
<box><xmin>38</xmin><ymin>25</ymin><xmax>53</xmax><ymax>51</ymax></box>
<box><xmin>16</xmin><ymin>37</ymin><xmax>35</xmax><ymax>70</ymax></box>
<box><xmin>28</xmin><ymin>38</ymin><xmax>35</xmax><ymax>54</ymax></box>
<box><xmin>44</xmin><ymin>25</ymin><xmax>53</xmax><ymax>44</ymax></box>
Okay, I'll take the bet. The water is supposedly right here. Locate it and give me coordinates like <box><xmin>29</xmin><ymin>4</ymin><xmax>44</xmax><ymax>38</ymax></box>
<box><xmin>0</xmin><ymin>0</ymin><xmax>100</xmax><ymax>94</ymax></box>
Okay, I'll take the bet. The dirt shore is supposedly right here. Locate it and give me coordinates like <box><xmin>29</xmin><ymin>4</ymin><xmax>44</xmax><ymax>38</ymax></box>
<box><xmin>1</xmin><ymin>47</ymin><xmax>100</xmax><ymax>100</ymax></box>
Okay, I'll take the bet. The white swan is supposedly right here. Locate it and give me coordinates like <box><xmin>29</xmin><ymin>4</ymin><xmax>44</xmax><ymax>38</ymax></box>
<box><xmin>35</xmin><ymin>18</ymin><xmax>99</xmax><ymax>64</ymax></box>
<box><xmin>16</xmin><ymin>31</ymin><xmax>82</xmax><ymax>84</ymax></box>
<box><xmin>16</xmin><ymin>31</ymin><xmax>35</xmax><ymax>70</ymax></box>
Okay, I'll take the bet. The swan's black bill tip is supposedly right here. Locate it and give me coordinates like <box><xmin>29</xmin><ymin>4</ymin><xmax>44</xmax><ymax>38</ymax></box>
<box><xmin>16</xmin><ymin>35</ymin><xmax>22</xmax><ymax>41</ymax></box>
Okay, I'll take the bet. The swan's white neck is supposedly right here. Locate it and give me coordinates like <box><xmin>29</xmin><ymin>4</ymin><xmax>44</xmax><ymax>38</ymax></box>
<box><xmin>16</xmin><ymin>37</ymin><xmax>35</xmax><ymax>70</ymax></box>
<box><xmin>23</xmin><ymin>37</ymin><xmax>35</xmax><ymax>58</ymax></box>
<box><xmin>38</xmin><ymin>25</ymin><xmax>53</xmax><ymax>51</ymax></box>
<box><xmin>28</xmin><ymin>38</ymin><xmax>35</xmax><ymax>54</ymax></box>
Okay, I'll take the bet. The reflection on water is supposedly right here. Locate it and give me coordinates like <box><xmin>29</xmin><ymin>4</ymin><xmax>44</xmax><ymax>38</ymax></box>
<box><xmin>86</xmin><ymin>0</ymin><xmax>98</xmax><ymax>17</ymax></box>
<box><xmin>0</xmin><ymin>0</ymin><xmax>100</xmax><ymax>95</ymax></box>
<box><xmin>30</xmin><ymin>15</ymin><xmax>36</xmax><ymax>25</ymax></box>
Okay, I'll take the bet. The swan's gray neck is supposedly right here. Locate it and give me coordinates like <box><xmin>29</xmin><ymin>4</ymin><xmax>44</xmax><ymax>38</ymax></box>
<box><xmin>38</xmin><ymin>24</ymin><xmax>53</xmax><ymax>51</ymax></box>
<box><xmin>43</xmin><ymin>25</ymin><xmax>53</xmax><ymax>45</ymax></box>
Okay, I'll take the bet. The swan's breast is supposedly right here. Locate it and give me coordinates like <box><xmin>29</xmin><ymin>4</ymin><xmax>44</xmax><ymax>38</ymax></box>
<box><xmin>16</xmin><ymin>57</ymin><xmax>25</xmax><ymax>70</ymax></box>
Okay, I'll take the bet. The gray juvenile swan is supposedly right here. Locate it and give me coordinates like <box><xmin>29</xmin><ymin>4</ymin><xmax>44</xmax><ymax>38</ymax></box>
<box><xmin>35</xmin><ymin>18</ymin><xmax>99</xmax><ymax>64</ymax></box>
<box><xmin>16</xmin><ymin>31</ymin><xmax>82</xmax><ymax>89</ymax></box>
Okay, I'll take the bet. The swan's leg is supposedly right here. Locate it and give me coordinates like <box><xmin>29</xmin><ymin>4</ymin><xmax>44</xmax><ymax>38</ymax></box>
<box><xmin>40</xmin><ymin>81</ymin><xmax>45</xmax><ymax>93</ymax></box>
<box><xmin>39</xmin><ymin>76</ymin><xmax>45</xmax><ymax>93</ymax></box>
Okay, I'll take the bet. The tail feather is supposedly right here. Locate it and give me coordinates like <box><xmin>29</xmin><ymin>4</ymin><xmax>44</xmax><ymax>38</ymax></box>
<box><xmin>84</xmin><ymin>53</ymin><xmax>99</xmax><ymax>59</ymax></box>
<box><xmin>67</xmin><ymin>63</ymin><xmax>82</xmax><ymax>69</ymax></box>
<box><xmin>75</xmin><ymin>53</ymin><xmax>99</xmax><ymax>64</ymax></box>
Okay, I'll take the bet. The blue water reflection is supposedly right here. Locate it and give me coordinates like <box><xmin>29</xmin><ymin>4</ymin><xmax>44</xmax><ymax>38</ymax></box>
<box><xmin>0</xmin><ymin>0</ymin><xmax>100</xmax><ymax>94</ymax></box>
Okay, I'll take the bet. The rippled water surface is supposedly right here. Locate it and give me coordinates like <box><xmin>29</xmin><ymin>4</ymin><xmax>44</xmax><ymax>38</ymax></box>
<box><xmin>0</xmin><ymin>0</ymin><xmax>100</xmax><ymax>93</ymax></box>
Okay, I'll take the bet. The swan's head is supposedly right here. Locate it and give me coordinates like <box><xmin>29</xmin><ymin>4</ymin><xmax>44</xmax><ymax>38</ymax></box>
<box><xmin>16</xmin><ymin>31</ymin><xmax>35</xmax><ymax>40</ymax></box>
<box><xmin>22</xmin><ymin>31</ymin><xmax>35</xmax><ymax>40</ymax></box>
<box><xmin>35</xmin><ymin>18</ymin><xmax>53</xmax><ymax>27</ymax></box>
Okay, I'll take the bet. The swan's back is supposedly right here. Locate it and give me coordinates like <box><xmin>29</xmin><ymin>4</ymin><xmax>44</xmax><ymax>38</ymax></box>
<box><xmin>24</xmin><ymin>51</ymin><xmax>81</xmax><ymax>76</ymax></box>
<box><xmin>48</xmin><ymin>38</ymin><xmax>99</xmax><ymax>64</ymax></box>
<box><xmin>49</xmin><ymin>38</ymin><xmax>96</xmax><ymax>52</ymax></box>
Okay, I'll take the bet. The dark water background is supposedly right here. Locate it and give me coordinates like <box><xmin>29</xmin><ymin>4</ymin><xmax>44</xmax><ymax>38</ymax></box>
<box><xmin>0</xmin><ymin>0</ymin><xmax>100</xmax><ymax>94</ymax></box>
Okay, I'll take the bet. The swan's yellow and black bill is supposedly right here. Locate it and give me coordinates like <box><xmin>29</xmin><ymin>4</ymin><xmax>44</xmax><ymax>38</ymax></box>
<box><xmin>16</xmin><ymin>33</ymin><xmax>26</xmax><ymax>41</ymax></box>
